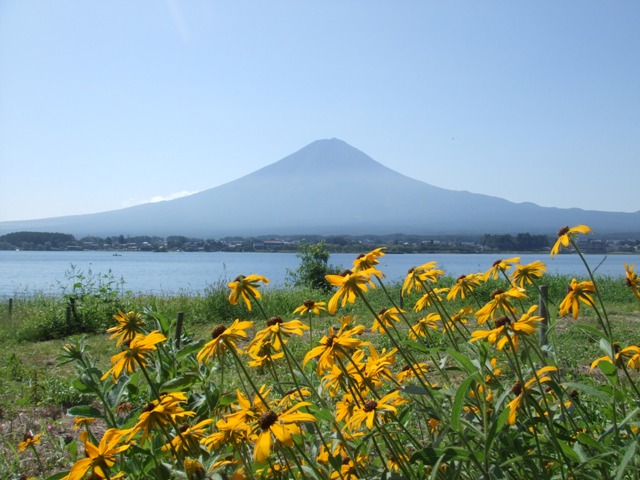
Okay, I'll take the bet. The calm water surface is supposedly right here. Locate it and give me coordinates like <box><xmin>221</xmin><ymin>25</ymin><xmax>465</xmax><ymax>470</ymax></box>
<box><xmin>1</xmin><ymin>250</ymin><xmax>638</xmax><ymax>297</ymax></box>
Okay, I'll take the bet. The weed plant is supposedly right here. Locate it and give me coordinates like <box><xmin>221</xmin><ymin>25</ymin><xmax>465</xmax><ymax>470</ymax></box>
<box><xmin>2</xmin><ymin>225</ymin><xmax>640</xmax><ymax>479</ymax></box>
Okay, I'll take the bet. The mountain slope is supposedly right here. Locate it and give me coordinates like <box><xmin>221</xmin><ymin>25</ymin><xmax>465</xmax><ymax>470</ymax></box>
<box><xmin>1</xmin><ymin>138</ymin><xmax>639</xmax><ymax>237</ymax></box>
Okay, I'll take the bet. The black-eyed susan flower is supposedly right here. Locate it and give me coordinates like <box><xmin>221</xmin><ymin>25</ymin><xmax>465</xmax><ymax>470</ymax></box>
<box><xmin>353</xmin><ymin>247</ymin><xmax>386</xmax><ymax>278</ymax></box>
<box><xmin>506</xmin><ymin>366</ymin><xmax>557</xmax><ymax>425</ymax></box>
<box><xmin>326</xmin><ymin>269</ymin><xmax>376</xmax><ymax>314</ymax></box>
<box><xmin>402</xmin><ymin>262</ymin><xmax>443</xmax><ymax>297</ymax></box>
<box><xmin>446</xmin><ymin>273</ymin><xmax>483</xmax><ymax>301</ymax></box>
<box><xmin>184</xmin><ymin>458</ymin><xmax>207</xmax><ymax>480</ymax></box>
<box><xmin>413</xmin><ymin>288</ymin><xmax>448</xmax><ymax>311</ymax></box>
<box><xmin>470</xmin><ymin>305</ymin><xmax>543</xmax><ymax>351</ymax></box>
<box><xmin>550</xmin><ymin>225</ymin><xmax>591</xmax><ymax>257</ymax></box>
<box><xmin>442</xmin><ymin>306</ymin><xmax>473</xmax><ymax>333</ymax></box>
<box><xmin>293</xmin><ymin>299</ymin><xmax>327</xmax><ymax>316</ymax></box>
<box><xmin>371</xmin><ymin>307</ymin><xmax>403</xmax><ymax>334</ymax></box>
<box><xmin>363</xmin><ymin>345</ymin><xmax>397</xmax><ymax>386</ymax></box>
<box><xmin>106</xmin><ymin>310</ymin><xmax>146</xmax><ymax>346</ymax></box>
<box><xmin>18</xmin><ymin>432</ymin><xmax>43</xmax><ymax>453</ymax></box>
<box><xmin>396</xmin><ymin>362</ymin><xmax>430</xmax><ymax>384</ymax></box>
<box><xmin>475</xmin><ymin>287</ymin><xmax>527</xmax><ymax>325</ymax></box>
<box><xmin>484</xmin><ymin>257</ymin><xmax>520</xmax><ymax>281</ymax></box>
<box><xmin>303</xmin><ymin>324</ymin><xmax>367</xmax><ymax>374</ymax></box>
<box><xmin>62</xmin><ymin>428</ymin><xmax>130</xmax><ymax>480</ymax></box>
<box><xmin>197</xmin><ymin>319</ymin><xmax>253</xmax><ymax>364</ymax></box>
<box><xmin>347</xmin><ymin>390</ymin><xmax>407</xmax><ymax>431</ymax></box>
<box><xmin>248</xmin><ymin>316</ymin><xmax>307</xmax><ymax>355</ymax></box>
<box><xmin>162</xmin><ymin>418</ymin><xmax>214</xmax><ymax>456</ymax></box>
<box><xmin>590</xmin><ymin>344</ymin><xmax>640</xmax><ymax>371</ymax></box>
<box><xmin>101</xmin><ymin>331</ymin><xmax>167</xmax><ymax>382</ymax></box>
<box><xmin>624</xmin><ymin>263</ymin><xmax>640</xmax><ymax>300</ymax></box>
<box><xmin>558</xmin><ymin>278</ymin><xmax>595</xmax><ymax>319</ymax></box>
<box><xmin>253</xmin><ymin>402</ymin><xmax>316</xmax><ymax>463</ymax></box>
<box><xmin>510</xmin><ymin>260</ymin><xmax>547</xmax><ymax>288</ymax></box>
<box><xmin>73</xmin><ymin>417</ymin><xmax>97</xmax><ymax>431</ymax></box>
<box><xmin>228</xmin><ymin>274</ymin><xmax>269</xmax><ymax>311</ymax></box>
<box><xmin>129</xmin><ymin>392</ymin><xmax>195</xmax><ymax>444</ymax></box>
<box><xmin>408</xmin><ymin>313</ymin><xmax>440</xmax><ymax>340</ymax></box>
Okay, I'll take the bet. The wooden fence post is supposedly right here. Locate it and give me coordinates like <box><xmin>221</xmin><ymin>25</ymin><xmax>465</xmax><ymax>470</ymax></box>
<box><xmin>175</xmin><ymin>312</ymin><xmax>184</xmax><ymax>347</ymax></box>
<box><xmin>539</xmin><ymin>285</ymin><xmax>549</xmax><ymax>349</ymax></box>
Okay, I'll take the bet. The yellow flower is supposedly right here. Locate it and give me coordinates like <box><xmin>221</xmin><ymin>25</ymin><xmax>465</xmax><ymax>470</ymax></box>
<box><xmin>184</xmin><ymin>458</ymin><xmax>207</xmax><ymax>480</ymax></box>
<box><xmin>624</xmin><ymin>263</ymin><xmax>640</xmax><ymax>300</ymax></box>
<box><xmin>484</xmin><ymin>257</ymin><xmax>520</xmax><ymax>281</ymax></box>
<box><xmin>413</xmin><ymin>288</ymin><xmax>448</xmax><ymax>311</ymax></box>
<box><xmin>293</xmin><ymin>299</ymin><xmax>327</xmax><ymax>316</ymax></box>
<box><xmin>248</xmin><ymin>316</ymin><xmax>308</xmax><ymax>355</ymax></box>
<box><xmin>371</xmin><ymin>307</ymin><xmax>403</xmax><ymax>334</ymax></box>
<box><xmin>228</xmin><ymin>274</ymin><xmax>269</xmax><ymax>311</ymax></box>
<box><xmin>402</xmin><ymin>262</ymin><xmax>444</xmax><ymax>297</ymax></box>
<box><xmin>326</xmin><ymin>268</ymin><xmax>376</xmax><ymax>314</ymax></box>
<box><xmin>446</xmin><ymin>273</ymin><xmax>483</xmax><ymax>301</ymax></box>
<box><xmin>347</xmin><ymin>390</ymin><xmax>406</xmax><ymax>431</ymax></box>
<box><xmin>470</xmin><ymin>305</ymin><xmax>543</xmax><ymax>351</ymax></box>
<box><xmin>303</xmin><ymin>324</ymin><xmax>367</xmax><ymax>374</ymax></box>
<box><xmin>510</xmin><ymin>260</ymin><xmax>547</xmax><ymax>288</ymax></box>
<box><xmin>73</xmin><ymin>417</ymin><xmax>97</xmax><ymax>431</ymax></box>
<box><xmin>475</xmin><ymin>287</ymin><xmax>527</xmax><ymax>325</ymax></box>
<box><xmin>129</xmin><ymin>392</ymin><xmax>195</xmax><ymax>444</ymax></box>
<box><xmin>408</xmin><ymin>313</ymin><xmax>440</xmax><ymax>340</ymax></box>
<box><xmin>62</xmin><ymin>428</ymin><xmax>130</xmax><ymax>480</ymax></box>
<box><xmin>363</xmin><ymin>345</ymin><xmax>397</xmax><ymax>386</ymax></box>
<box><xmin>558</xmin><ymin>278</ymin><xmax>595</xmax><ymax>319</ymax></box>
<box><xmin>253</xmin><ymin>402</ymin><xmax>316</xmax><ymax>463</ymax></box>
<box><xmin>396</xmin><ymin>362</ymin><xmax>430</xmax><ymax>384</ymax></box>
<box><xmin>442</xmin><ymin>306</ymin><xmax>473</xmax><ymax>333</ymax></box>
<box><xmin>550</xmin><ymin>225</ymin><xmax>591</xmax><ymax>257</ymax></box>
<box><xmin>353</xmin><ymin>247</ymin><xmax>386</xmax><ymax>278</ymax></box>
<box><xmin>590</xmin><ymin>344</ymin><xmax>640</xmax><ymax>371</ymax></box>
<box><xmin>197</xmin><ymin>319</ymin><xmax>253</xmax><ymax>364</ymax></box>
<box><xmin>18</xmin><ymin>432</ymin><xmax>43</xmax><ymax>453</ymax></box>
<box><xmin>101</xmin><ymin>331</ymin><xmax>167</xmax><ymax>382</ymax></box>
<box><xmin>506</xmin><ymin>366</ymin><xmax>557</xmax><ymax>425</ymax></box>
<box><xmin>106</xmin><ymin>310</ymin><xmax>145</xmax><ymax>346</ymax></box>
<box><xmin>162</xmin><ymin>418</ymin><xmax>214</xmax><ymax>456</ymax></box>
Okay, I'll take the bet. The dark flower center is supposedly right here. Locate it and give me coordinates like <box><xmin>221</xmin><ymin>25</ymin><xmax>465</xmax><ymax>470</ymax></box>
<box><xmin>364</xmin><ymin>400</ymin><xmax>378</xmax><ymax>412</ymax></box>
<box><xmin>378</xmin><ymin>307</ymin><xmax>388</xmax><ymax>316</ymax></box>
<box><xmin>511</xmin><ymin>381</ymin><xmax>523</xmax><ymax>396</ymax></box>
<box><xmin>558</xmin><ymin>226</ymin><xmax>570</xmax><ymax>237</ymax></box>
<box><xmin>233</xmin><ymin>275</ymin><xmax>245</xmax><ymax>282</ymax></box>
<box><xmin>493</xmin><ymin>259</ymin><xmax>502</xmax><ymax>267</ymax></box>
<box><xmin>211</xmin><ymin>325</ymin><xmax>227</xmax><ymax>339</ymax></box>
<box><xmin>494</xmin><ymin>316</ymin><xmax>510</xmax><ymax>328</ymax></box>
<box><xmin>490</xmin><ymin>289</ymin><xmax>504</xmax><ymax>299</ymax></box>
<box><xmin>303</xmin><ymin>299</ymin><xmax>315</xmax><ymax>308</ymax></box>
<box><xmin>342</xmin><ymin>456</ymin><xmax>352</xmax><ymax>465</ymax></box>
<box><xmin>23</xmin><ymin>432</ymin><xmax>34</xmax><ymax>442</ymax></box>
<box><xmin>408</xmin><ymin>267</ymin><xmax>415</xmax><ymax>274</ymax></box>
<box><xmin>626</xmin><ymin>278</ymin><xmax>633</xmax><ymax>288</ymax></box>
<box><xmin>179</xmin><ymin>424</ymin><xmax>190</xmax><ymax>433</ymax></box>
<box><xmin>402</xmin><ymin>365</ymin><xmax>411</xmax><ymax>372</ymax></box>
<box><xmin>259</xmin><ymin>411</ymin><xmax>278</xmax><ymax>430</ymax></box>
<box><xmin>143</xmin><ymin>402</ymin><xmax>155</xmax><ymax>412</ymax></box>
<box><xmin>326</xmin><ymin>335</ymin><xmax>337</xmax><ymax>347</ymax></box>
<box><xmin>356</xmin><ymin>253</ymin><xmax>365</xmax><ymax>259</ymax></box>
<box><xmin>457</xmin><ymin>274</ymin><xmax>466</xmax><ymax>282</ymax></box>
<box><xmin>339</xmin><ymin>269</ymin><xmax>353</xmax><ymax>277</ymax></box>
<box><xmin>267</xmin><ymin>316</ymin><xmax>283</xmax><ymax>326</ymax></box>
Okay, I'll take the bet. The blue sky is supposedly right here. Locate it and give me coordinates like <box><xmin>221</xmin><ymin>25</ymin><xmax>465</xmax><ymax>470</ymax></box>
<box><xmin>1</xmin><ymin>1</ymin><xmax>638</xmax><ymax>222</ymax></box>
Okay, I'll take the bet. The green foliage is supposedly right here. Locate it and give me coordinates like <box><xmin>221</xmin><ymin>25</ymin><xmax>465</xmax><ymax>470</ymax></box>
<box><xmin>286</xmin><ymin>240</ymin><xmax>340</xmax><ymax>291</ymax></box>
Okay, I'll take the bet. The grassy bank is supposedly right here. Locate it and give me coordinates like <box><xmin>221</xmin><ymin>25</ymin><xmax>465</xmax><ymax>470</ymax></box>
<box><xmin>2</xmin><ymin>247</ymin><xmax>640</xmax><ymax>479</ymax></box>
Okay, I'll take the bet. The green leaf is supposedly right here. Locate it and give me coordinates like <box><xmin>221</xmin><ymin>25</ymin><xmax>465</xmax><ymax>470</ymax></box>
<box><xmin>451</xmin><ymin>373</ymin><xmax>479</xmax><ymax>430</ymax></box>
<box><xmin>45</xmin><ymin>472</ymin><xmax>69</xmax><ymax>480</ymax></box>
<box><xmin>577</xmin><ymin>433</ymin><xmax>605</xmax><ymax>453</ymax></box>
<box><xmin>401</xmin><ymin>385</ymin><xmax>430</xmax><ymax>396</ymax></box>
<box><xmin>447</xmin><ymin>348</ymin><xmax>478</xmax><ymax>375</ymax></box>
<box><xmin>160</xmin><ymin>374</ymin><xmax>199</xmax><ymax>392</ymax></box>
<box><xmin>575</xmin><ymin>323</ymin><xmax>608</xmax><ymax>341</ymax></box>
<box><xmin>564</xmin><ymin>381</ymin><xmax>613</xmax><ymax>402</ymax></box>
<box><xmin>67</xmin><ymin>405</ymin><xmax>103</xmax><ymax>418</ymax></box>
<box><xmin>614</xmin><ymin>441</ymin><xmax>637</xmax><ymax>480</ymax></box>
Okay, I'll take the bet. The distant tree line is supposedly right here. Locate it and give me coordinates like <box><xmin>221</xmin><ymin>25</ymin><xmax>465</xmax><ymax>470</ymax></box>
<box><xmin>0</xmin><ymin>230</ymin><xmax>556</xmax><ymax>253</ymax></box>
<box><xmin>483</xmin><ymin>233</ymin><xmax>549</xmax><ymax>251</ymax></box>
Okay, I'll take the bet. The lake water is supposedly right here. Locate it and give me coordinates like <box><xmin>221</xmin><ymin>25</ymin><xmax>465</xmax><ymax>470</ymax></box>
<box><xmin>1</xmin><ymin>250</ymin><xmax>638</xmax><ymax>298</ymax></box>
